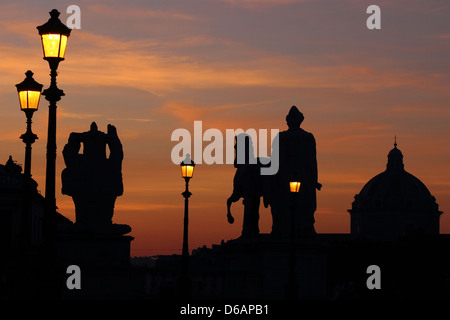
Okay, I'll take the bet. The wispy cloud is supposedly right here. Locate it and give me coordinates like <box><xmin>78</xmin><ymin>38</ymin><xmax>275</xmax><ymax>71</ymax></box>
<box><xmin>106</xmin><ymin>118</ymin><xmax>154</xmax><ymax>122</ymax></box>
<box><xmin>217</xmin><ymin>0</ymin><xmax>310</xmax><ymax>9</ymax></box>
<box><xmin>59</xmin><ymin>110</ymin><xmax>103</xmax><ymax>120</ymax></box>
<box><xmin>87</xmin><ymin>4</ymin><xmax>199</xmax><ymax>21</ymax></box>
<box><xmin>2</xmin><ymin>8</ymin><xmax>448</xmax><ymax>98</ymax></box>
<box><xmin>160</xmin><ymin>99</ymin><xmax>280</xmax><ymax>125</ymax></box>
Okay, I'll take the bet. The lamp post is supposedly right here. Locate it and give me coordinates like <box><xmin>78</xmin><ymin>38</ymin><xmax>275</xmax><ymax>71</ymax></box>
<box><xmin>36</xmin><ymin>10</ymin><xmax>71</xmax><ymax>297</ymax></box>
<box><xmin>16</xmin><ymin>71</ymin><xmax>43</xmax><ymax>250</ymax></box>
<box><xmin>37</xmin><ymin>9</ymin><xmax>71</xmax><ymax>216</ymax></box>
<box><xmin>15</xmin><ymin>71</ymin><xmax>43</xmax><ymax>181</ymax></box>
<box><xmin>286</xmin><ymin>179</ymin><xmax>301</xmax><ymax>299</ymax></box>
<box><xmin>179</xmin><ymin>154</ymin><xmax>195</xmax><ymax>298</ymax></box>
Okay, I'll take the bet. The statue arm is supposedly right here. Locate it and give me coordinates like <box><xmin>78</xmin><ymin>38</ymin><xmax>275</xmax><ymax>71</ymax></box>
<box><xmin>309</xmin><ymin>133</ymin><xmax>321</xmax><ymax>190</ymax></box>
<box><xmin>62</xmin><ymin>133</ymin><xmax>82</xmax><ymax>167</ymax></box>
<box><xmin>107</xmin><ymin>124</ymin><xmax>124</xmax><ymax>162</ymax></box>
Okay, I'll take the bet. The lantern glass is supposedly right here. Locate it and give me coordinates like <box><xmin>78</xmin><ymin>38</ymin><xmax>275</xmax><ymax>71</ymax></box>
<box><xmin>289</xmin><ymin>181</ymin><xmax>301</xmax><ymax>193</ymax></box>
<box><xmin>41</xmin><ymin>34</ymin><xmax>68</xmax><ymax>58</ymax></box>
<box><xmin>19</xmin><ymin>90</ymin><xmax>41</xmax><ymax>111</ymax></box>
<box><xmin>181</xmin><ymin>164</ymin><xmax>195</xmax><ymax>179</ymax></box>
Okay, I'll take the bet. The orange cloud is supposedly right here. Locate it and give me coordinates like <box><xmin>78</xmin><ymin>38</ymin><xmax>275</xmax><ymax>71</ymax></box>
<box><xmin>160</xmin><ymin>99</ymin><xmax>280</xmax><ymax>126</ymax></box>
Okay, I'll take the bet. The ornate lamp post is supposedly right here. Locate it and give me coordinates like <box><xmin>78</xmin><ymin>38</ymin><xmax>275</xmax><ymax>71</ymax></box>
<box><xmin>15</xmin><ymin>70</ymin><xmax>43</xmax><ymax>180</ymax></box>
<box><xmin>286</xmin><ymin>178</ymin><xmax>301</xmax><ymax>299</ymax></box>
<box><xmin>37</xmin><ymin>9</ymin><xmax>71</xmax><ymax>215</ymax></box>
<box><xmin>15</xmin><ymin>70</ymin><xmax>42</xmax><ymax>249</ymax></box>
<box><xmin>179</xmin><ymin>154</ymin><xmax>195</xmax><ymax>298</ymax></box>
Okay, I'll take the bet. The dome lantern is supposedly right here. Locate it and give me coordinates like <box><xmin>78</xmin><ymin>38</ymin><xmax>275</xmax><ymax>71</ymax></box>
<box><xmin>386</xmin><ymin>137</ymin><xmax>404</xmax><ymax>171</ymax></box>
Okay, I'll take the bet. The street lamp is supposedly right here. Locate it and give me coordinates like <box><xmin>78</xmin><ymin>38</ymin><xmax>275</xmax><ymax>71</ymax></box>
<box><xmin>181</xmin><ymin>155</ymin><xmax>195</xmax><ymax>180</ymax></box>
<box><xmin>289</xmin><ymin>181</ymin><xmax>301</xmax><ymax>193</ymax></box>
<box><xmin>178</xmin><ymin>154</ymin><xmax>195</xmax><ymax>298</ymax></box>
<box><xmin>286</xmin><ymin>177</ymin><xmax>301</xmax><ymax>300</ymax></box>
<box><xmin>15</xmin><ymin>70</ymin><xmax>43</xmax><ymax>180</ymax></box>
<box><xmin>37</xmin><ymin>9</ymin><xmax>71</xmax><ymax>214</ymax></box>
<box><xmin>37</xmin><ymin>9</ymin><xmax>71</xmax><ymax>66</ymax></box>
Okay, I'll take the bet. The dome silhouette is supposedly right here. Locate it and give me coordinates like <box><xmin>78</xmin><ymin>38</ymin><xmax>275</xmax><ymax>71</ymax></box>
<box><xmin>349</xmin><ymin>142</ymin><xmax>442</xmax><ymax>240</ymax></box>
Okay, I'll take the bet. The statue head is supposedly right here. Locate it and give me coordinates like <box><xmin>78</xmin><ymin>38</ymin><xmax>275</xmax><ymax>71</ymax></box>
<box><xmin>82</xmin><ymin>122</ymin><xmax>108</xmax><ymax>161</ymax></box>
<box><xmin>90</xmin><ymin>122</ymin><xmax>98</xmax><ymax>132</ymax></box>
<box><xmin>286</xmin><ymin>105</ymin><xmax>304</xmax><ymax>129</ymax></box>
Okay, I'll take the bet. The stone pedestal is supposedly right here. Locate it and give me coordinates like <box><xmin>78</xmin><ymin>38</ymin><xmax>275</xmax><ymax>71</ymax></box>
<box><xmin>56</xmin><ymin>233</ymin><xmax>137</xmax><ymax>299</ymax></box>
<box><xmin>151</xmin><ymin>234</ymin><xmax>330</xmax><ymax>299</ymax></box>
<box><xmin>214</xmin><ymin>236</ymin><xmax>328</xmax><ymax>299</ymax></box>
<box><xmin>57</xmin><ymin>233</ymin><xmax>133</xmax><ymax>267</ymax></box>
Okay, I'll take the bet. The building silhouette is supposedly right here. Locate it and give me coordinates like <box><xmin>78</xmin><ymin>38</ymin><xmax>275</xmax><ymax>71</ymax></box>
<box><xmin>0</xmin><ymin>156</ymin><xmax>72</xmax><ymax>298</ymax></box>
<box><xmin>349</xmin><ymin>142</ymin><xmax>442</xmax><ymax>241</ymax></box>
<box><xmin>0</xmin><ymin>156</ymin><xmax>44</xmax><ymax>250</ymax></box>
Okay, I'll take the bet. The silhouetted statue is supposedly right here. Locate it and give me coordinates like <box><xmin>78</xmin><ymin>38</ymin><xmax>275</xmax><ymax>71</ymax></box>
<box><xmin>61</xmin><ymin>122</ymin><xmax>130</xmax><ymax>235</ymax></box>
<box><xmin>227</xmin><ymin>134</ymin><xmax>268</xmax><ymax>239</ymax></box>
<box><xmin>268</xmin><ymin>106</ymin><xmax>321</xmax><ymax>238</ymax></box>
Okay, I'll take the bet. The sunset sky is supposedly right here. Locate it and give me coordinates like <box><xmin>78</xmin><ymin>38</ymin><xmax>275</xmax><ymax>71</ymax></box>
<box><xmin>0</xmin><ymin>0</ymin><xmax>449</xmax><ymax>257</ymax></box>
